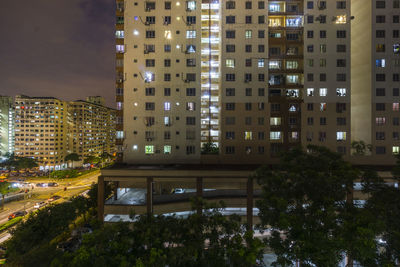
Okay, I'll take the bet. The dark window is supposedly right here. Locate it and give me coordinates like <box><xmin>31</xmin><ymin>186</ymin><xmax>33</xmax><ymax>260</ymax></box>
<box><xmin>337</xmin><ymin>30</ymin><xmax>346</xmax><ymax>38</ymax></box>
<box><xmin>145</xmin><ymin>87</ymin><xmax>155</xmax><ymax>96</ymax></box>
<box><xmin>164</xmin><ymin>88</ymin><xmax>171</xmax><ymax>96</ymax></box>
<box><xmin>376</xmin><ymin>30</ymin><xmax>386</xmax><ymax>38</ymax></box>
<box><xmin>258</xmin><ymin>30</ymin><xmax>265</xmax><ymax>38</ymax></box>
<box><xmin>186</xmin><ymin>88</ymin><xmax>196</xmax><ymax>96</ymax></box>
<box><xmin>245</xmin><ymin>16</ymin><xmax>252</xmax><ymax>24</ymax></box>
<box><xmin>226</xmin><ymin>88</ymin><xmax>235</xmax><ymax>96</ymax></box>
<box><xmin>226</xmin><ymin>74</ymin><xmax>236</xmax><ymax>81</ymax></box>
<box><xmin>226</xmin><ymin>16</ymin><xmax>236</xmax><ymax>24</ymax></box>
<box><xmin>245</xmin><ymin>1</ymin><xmax>252</xmax><ymax>9</ymax></box>
<box><xmin>226</xmin><ymin>45</ymin><xmax>235</xmax><ymax>52</ymax></box>
<box><xmin>376</xmin><ymin>103</ymin><xmax>386</xmax><ymax>111</ymax></box>
<box><xmin>226</xmin><ymin>30</ymin><xmax>236</xmax><ymax>38</ymax></box>
<box><xmin>376</xmin><ymin>88</ymin><xmax>386</xmax><ymax>96</ymax></box>
<box><xmin>226</xmin><ymin>103</ymin><xmax>235</xmax><ymax>110</ymax></box>
<box><xmin>145</xmin><ymin>102</ymin><xmax>155</xmax><ymax>110</ymax></box>
<box><xmin>337</xmin><ymin>44</ymin><xmax>346</xmax><ymax>52</ymax></box>
<box><xmin>376</xmin><ymin>1</ymin><xmax>386</xmax><ymax>8</ymax></box>
<box><xmin>226</xmin><ymin>1</ymin><xmax>235</xmax><ymax>9</ymax></box>
<box><xmin>376</xmin><ymin>74</ymin><xmax>386</xmax><ymax>81</ymax></box>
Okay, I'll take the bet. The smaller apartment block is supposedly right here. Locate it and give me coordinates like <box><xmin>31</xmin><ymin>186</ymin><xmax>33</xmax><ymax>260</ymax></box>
<box><xmin>0</xmin><ymin>96</ymin><xmax>14</xmax><ymax>161</ymax></box>
<box><xmin>68</xmin><ymin>100</ymin><xmax>116</xmax><ymax>158</ymax></box>
<box><xmin>14</xmin><ymin>96</ymin><xmax>69</xmax><ymax>170</ymax></box>
<box><xmin>14</xmin><ymin>95</ymin><xmax>116</xmax><ymax>170</ymax></box>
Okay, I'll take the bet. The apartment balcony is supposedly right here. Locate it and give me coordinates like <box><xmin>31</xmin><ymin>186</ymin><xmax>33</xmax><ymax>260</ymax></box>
<box><xmin>268</xmin><ymin>68</ymin><xmax>304</xmax><ymax>74</ymax></box>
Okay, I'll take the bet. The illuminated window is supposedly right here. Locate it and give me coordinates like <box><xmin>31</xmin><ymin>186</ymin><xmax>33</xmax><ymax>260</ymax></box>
<box><xmin>258</xmin><ymin>59</ymin><xmax>265</xmax><ymax>68</ymax></box>
<box><xmin>320</xmin><ymin>103</ymin><xmax>327</xmax><ymax>111</ymax></box>
<box><xmin>164</xmin><ymin>145</ymin><xmax>172</xmax><ymax>154</ymax></box>
<box><xmin>394</xmin><ymin>103</ymin><xmax>400</xmax><ymax>111</ymax></box>
<box><xmin>287</xmin><ymin>89</ymin><xmax>299</xmax><ymax>97</ymax></box>
<box><xmin>394</xmin><ymin>44</ymin><xmax>400</xmax><ymax>54</ymax></box>
<box><xmin>286</xmin><ymin>75</ymin><xmax>299</xmax><ymax>84</ymax></box>
<box><xmin>286</xmin><ymin>61</ymin><xmax>298</xmax><ymax>69</ymax></box>
<box><xmin>186</xmin><ymin>1</ymin><xmax>196</xmax><ymax>10</ymax></box>
<box><xmin>226</xmin><ymin>59</ymin><xmax>235</xmax><ymax>68</ymax></box>
<box><xmin>336</xmin><ymin>88</ymin><xmax>346</xmax><ymax>96</ymax></box>
<box><xmin>164</xmin><ymin>102</ymin><xmax>171</xmax><ymax>111</ymax></box>
<box><xmin>376</xmin><ymin>117</ymin><xmax>386</xmax><ymax>125</ymax></box>
<box><xmin>286</xmin><ymin>17</ymin><xmax>302</xmax><ymax>27</ymax></box>
<box><xmin>319</xmin><ymin>88</ymin><xmax>327</xmax><ymax>96</ymax></box>
<box><xmin>186</xmin><ymin>30</ymin><xmax>196</xmax><ymax>38</ymax></box>
<box><xmin>144</xmin><ymin>72</ymin><xmax>154</xmax><ymax>82</ymax></box>
<box><xmin>335</xmin><ymin>15</ymin><xmax>347</xmax><ymax>24</ymax></box>
<box><xmin>245</xmin><ymin>131</ymin><xmax>253</xmax><ymax>140</ymax></box>
<box><xmin>164</xmin><ymin>116</ymin><xmax>171</xmax><ymax>126</ymax></box>
<box><xmin>186</xmin><ymin>44</ymin><xmax>196</xmax><ymax>53</ymax></box>
<box><xmin>376</xmin><ymin>59</ymin><xmax>386</xmax><ymax>67</ymax></box>
<box><xmin>270</xmin><ymin>117</ymin><xmax>281</xmax><ymax>126</ymax></box>
<box><xmin>269</xmin><ymin>4</ymin><xmax>281</xmax><ymax>12</ymax></box>
<box><xmin>269</xmin><ymin>18</ymin><xmax>282</xmax><ymax>27</ymax></box>
<box><xmin>270</xmin><ymin>131</ymin><xmax>281</xmax><ymax>140</ymax></box>
<box><xmin>336</xmin><ymin>132</ymin><xmax>347</xmax><ymax>141</ymax></box>
<box><xmin>115</xmin><ymin>30</ymin><xmax>124</xmax><ymax>38</ymax></box>
<box><xmin>393</xmin><ymin>146</ymin><xmax>400</xmax><ymax>154</ymax></box>
<box><xmin>186</xmin><ymin>102</ymin><xmax>196</xmax><ymax>111</ymax></box>
<box><xmin>145</xmin><ymin>145</ymin><xmax>154</xmax><ymax>154</ymax></box>
<box><xmin>307</xmin><ymin>88</ymin><xmax>314</xmax><ymax>96</ymax></box>
<box><xmin>269</xmin><ymin>61</ymin><xmax>281</xmax><ymax>69</ymax></box>
<box><xmin>245</xmin><ymin>30</ymin><xmax>252</xmax><ymax>39</ymax></box>
<box><xmin>116</xmin><ymin>45</ymin><xmax>125</xmax><ymax>53</ymax></box>
<box><xmin>116</xmin><ymin>131</ymin><xmax>124</xmax><ymax>139</ymax></box>
<box><xmin>164</xmin><ymin>30</ymin><xmax>172</xmax><ymax>39</ymax></box>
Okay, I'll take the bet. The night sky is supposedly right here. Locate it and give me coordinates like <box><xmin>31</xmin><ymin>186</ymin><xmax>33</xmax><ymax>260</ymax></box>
<box><xmin>0</xmin><ymin>0</ymin><xmax>116</xmax><ymax>107</ymax></box>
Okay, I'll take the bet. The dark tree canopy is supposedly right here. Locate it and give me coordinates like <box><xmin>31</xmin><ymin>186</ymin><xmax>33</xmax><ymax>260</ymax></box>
<box><xmin>255</xmin><ymin>145</ymin><xmax>379</xmax><ymax>266</ymax></box>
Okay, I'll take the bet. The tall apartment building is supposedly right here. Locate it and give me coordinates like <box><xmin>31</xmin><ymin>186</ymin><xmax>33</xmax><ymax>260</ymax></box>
<box><xmin>0</xmin><ymin>96</ymin><xmax>14</xmax><ymax>161</ymax></box>
<box><xmin>115</xmin><ymin>0</ymin><xmax>400</xmax><ymax>166</ymax></box>
<box><xmin>14</xmin><ymin>95</ymin><xmax>69</xmax><ymax>170</ymax></box>
<box><xmin>68</xmin><ymin>99</ymin><xmax>116</xmax><ymax>158</ymax></box>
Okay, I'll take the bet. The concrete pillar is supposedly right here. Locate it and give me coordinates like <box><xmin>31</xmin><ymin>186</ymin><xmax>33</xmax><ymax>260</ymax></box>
<box><xmin>146</xmin><ymin>177</ymin><xmax>153</xmax><ymax>214</ymax></box>
<box><xmin>114</xmin><ymin>181</ymin><xmax>119</xmax><ymax>200</ymax></box>
<box><xmin>98</xmin><ymin>175</ymin><xmax>105</xmax><ymax>222</ymax></box>
<box><xmin>247</xmin><ymin>177</ymin><xmax>254</xmax><ymax>229</ymax></box>
<box><xmin>196</xmin><ymin>177</ymin><xmax>203</xmax><ymax>214</ymax></box>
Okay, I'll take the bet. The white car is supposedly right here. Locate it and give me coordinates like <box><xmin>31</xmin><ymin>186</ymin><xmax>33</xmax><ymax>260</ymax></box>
<box><xmin>34</xmin><ymin>201</ymin><xmax>46</xmax><ymax>209</ymax></box>
<box><xmin>173</xmin><ymin>188</ymin><xmax>185</xmax><ymax>194</ymax></box>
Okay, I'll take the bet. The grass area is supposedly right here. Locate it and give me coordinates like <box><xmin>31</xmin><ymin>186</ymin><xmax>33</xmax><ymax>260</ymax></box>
<box><xmin>0</xmin><ymin>217</ymin><xmax>23</xmax><ymax>233</ymax></box>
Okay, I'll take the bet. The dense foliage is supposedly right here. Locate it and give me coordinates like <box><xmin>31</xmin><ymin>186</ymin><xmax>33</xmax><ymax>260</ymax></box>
<box><xmin>54</xmin><ymin>204</ymin><xmax>264</xmax><ymax>267</ymax></box>
<box><xmin>255</xmin><ymin>145</ymin><xmax>399</xmax><ymax>266</ymax></box>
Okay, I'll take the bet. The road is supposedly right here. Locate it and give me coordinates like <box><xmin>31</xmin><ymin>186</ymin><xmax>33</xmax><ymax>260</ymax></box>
<box><xmin>0</xmin><ymin>171</ymin><xmax>99</xmax><ymax>242</ymax></box>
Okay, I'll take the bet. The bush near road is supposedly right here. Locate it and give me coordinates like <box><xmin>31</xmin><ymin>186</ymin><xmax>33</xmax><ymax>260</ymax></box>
<box><xmin>0</xmin><ymin>217</ymin><xmax>23</xmax><ymax>233</ymax></box>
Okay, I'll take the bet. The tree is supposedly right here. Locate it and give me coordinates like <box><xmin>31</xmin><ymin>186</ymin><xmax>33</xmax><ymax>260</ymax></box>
<box><xmin>201</xmin><ymin>142</ymin><xmax>219</xmax><ymax>155</ymax></box>
<box><xmin>65</xmin><ymin>153</ymin><xmax>80</xmax><ymax>169</ymax></box>
<box><xmin>351</xmin><ymin>140</ymin><xmax>372</xmax><ymax>156</ymax></box>
<box><xmin>53</xmin><ymin>200</ymin><xmax>264</xmax><ymax>267</ymax></box>
<box><xmin>99</xmin><ymin>152</ymin><xmax>112</xmax><ymax>168</ymax></box>
<box><xmin>0</xmin><ymin>182</ymin><xmax>10</xmax><ymax>210</ymax></box>
<box><xmin>255</xmin><ymin>145</ymin><xmax>379</xmax><ymax>266</ymax></box>
<box><xmin>16</xmin><ymin>157</ymin><xmax>38</xmax><ymax>170</ymax></box>
<box><xmin>84</xmin><ymin>155</ymin><xmax>100</xmax><ymax>165</ymax></box>
<box><xmin>362</xmin><ymin>155</ymin><xmax>400</xmax><ymax>265</ymax></box>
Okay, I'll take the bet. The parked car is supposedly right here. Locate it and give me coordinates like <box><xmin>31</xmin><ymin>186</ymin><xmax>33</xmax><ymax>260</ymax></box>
<box><xmin>172</xmin><ymin>188</ymin><xmax>185</xmax><ymax>194</ymax></box>
<box><xmin>35</xmin><ymin>183</ymin><xmax>47</xmax><ymax>187</ymax></box>
<box><xmin>48</xmin><ymin>195</ymin><xmax>62</xmax><ymax>202</ymax></box>
<box><xmin>34</xmin><ymin>201</ymin><xmax>46</xmax><ymax>209</ymax></box>
<box><xmin>8</xmin><ymin>211</ymin><xmax>27</xmax><ymax>220</ymax></box>
<box><xmin>47</xmin><ymin>182</ymin><xmax>59</xmax><ymax>187</ymax></box>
